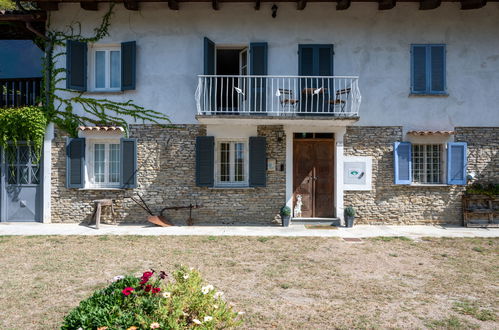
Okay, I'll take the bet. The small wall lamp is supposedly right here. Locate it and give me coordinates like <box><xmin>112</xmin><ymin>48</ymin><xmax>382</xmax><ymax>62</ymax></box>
<box><xmin>271</xmin><ymin>4</ymin><xmax>278</xmax><ymax>18</ymax></box>
<box><xmin>277</xmin><ymin>131</ymin><xmax>284</xmax><ymax>142</ymax></box>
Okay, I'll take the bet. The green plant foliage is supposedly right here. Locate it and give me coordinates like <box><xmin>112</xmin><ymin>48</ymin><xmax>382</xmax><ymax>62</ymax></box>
<box><xmin>61</xmin><ymin>266</ymin><xmax>242</xmax><ymax>329</ymax></box>
<box><xmin>42</xmin><ymin>4</ymin><xmax>169</xmax><ymax>137</ymax></box>
<box><xmin>344</xmin><ymin>206</ymin><xmax>356</xmax><ymax>217</ymax></box>
<box><xmin>0</xmin><ymin>0</ymin><xmax>15</xmax><ymax>10</ymax></box>
<box><xmin>0</xmin><ymin>106</ymin><xmax>47</xmax><ymax>156</ymax></box>
<box><xmin>466</xmin><ymin>182</ymin><xmax>499</xmax><ymax>196</ymax></box>
<box><xmin>280</xmin><ymin>206</ymin><xmax>291</xmax><ymax>216</ymax></box>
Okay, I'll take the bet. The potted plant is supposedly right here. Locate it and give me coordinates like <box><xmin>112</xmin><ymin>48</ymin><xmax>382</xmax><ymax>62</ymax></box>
<box><xmin>280</xmin><ymin>206</ymin><xmax>292</xmax><ymax>227</ymax></box>
<box><xmin>344</xmin><ymin>206</ymin><xmax>356</xmax><ymax>228</ymax></box>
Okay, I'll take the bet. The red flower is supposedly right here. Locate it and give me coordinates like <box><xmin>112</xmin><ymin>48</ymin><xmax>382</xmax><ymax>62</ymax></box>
<box><xmin>140</xmin><ymin>278</ymin><xmax>149</xmax><ymax>285</ymax></box>
<box><xmin>122</xmin><ymin>287</ymin><xmax>135</xmax><ymax>296</ymax></box>
<box><xmin>142</xmin><ymin>271</ymin><xmax>154</xmax><ymax>279</ymax></box>
<box><xmin>152</xmin><ymin>287</ymin><xmax>161</xmax><ymax>294</ymax></box>
<box><xmin>145</xmin><ymin>284</ymin><xmax>152</xmax><ymax>293</ymax></box>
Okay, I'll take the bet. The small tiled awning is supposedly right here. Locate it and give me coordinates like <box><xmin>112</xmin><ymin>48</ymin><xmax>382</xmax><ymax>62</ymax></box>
<box><xmin>77</xmin><ymin>126</ymin><xmax>125</xmax><ymax>132</ymax></box>
<box><xmin>407</xmin><ymin>130</ymin><xmax>454</xmax><ymax>136</ymax></box>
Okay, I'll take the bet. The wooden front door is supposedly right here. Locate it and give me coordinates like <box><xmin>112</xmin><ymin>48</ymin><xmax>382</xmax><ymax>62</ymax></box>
<box><xmin>293</xmin><ymin>138</ymin><xmax>334</xmax><ymax>218</ymax></box>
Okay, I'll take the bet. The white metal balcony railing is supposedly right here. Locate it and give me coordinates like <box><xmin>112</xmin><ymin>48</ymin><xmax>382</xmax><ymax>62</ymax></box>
<box><xmin>195</xmin><ymin>75</ymin><xmax>361</xmax><ymax>116</ymax></box>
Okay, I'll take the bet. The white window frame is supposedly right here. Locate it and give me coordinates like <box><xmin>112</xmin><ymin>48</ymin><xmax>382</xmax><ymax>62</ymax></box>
<box><xmin>214</xmin><ymin>138</ymin><xmax>249</xmax><ymax>187</ymax></box>
<box><xmin>85</xmin><ymin>138</ymin><xmax>121</xmax><ymax>188</ymax></box>
<box><xmin>89</xmin><ymin>44</ymin><xmax>121</xmax><ymax>92</ymax></box>
<box><xmin>411</xmin><ymin>144</ymin><xmax>445</xmax><ymax>184</ymax></box>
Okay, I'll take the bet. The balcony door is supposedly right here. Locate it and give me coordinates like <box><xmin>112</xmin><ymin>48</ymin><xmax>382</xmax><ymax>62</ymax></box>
<box><xmin>215</xmin><ymin>47</ymin><xmax>248</xmax><ymax>114</ymax></box>
<box><xmin>298</xmin><ymin>44</ymin><xmax>334</xmax><ymax>114</ymax></box>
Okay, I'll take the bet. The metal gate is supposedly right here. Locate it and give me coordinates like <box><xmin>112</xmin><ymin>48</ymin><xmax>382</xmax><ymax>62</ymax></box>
<box><xmin>1</xmin><ymin>144</ymin><xmax>42</xmax><ymax>222</ymax></box>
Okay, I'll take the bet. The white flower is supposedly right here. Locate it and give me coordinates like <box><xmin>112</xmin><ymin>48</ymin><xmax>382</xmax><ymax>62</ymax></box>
<box><xmin>150</xmin><ymin>322</ymin><xmax>160</xmax><ymax>329</ymax></box>
<box><xmin>213</xmin><ymin>304</ymin><xmax>219</xmax><ymax>309</ymax></box>
<box><xmin>204</xmin><ymin>316</ymin><xmax>213</xmax><ymax>322</ymax></box>
<box><xmin>162</xmin><ymin>292</ymin><xmax>171</xmax><ymax>298</ymax></box>
<box><xmin>213</xmin><ymin>291</ymin><xmax>224</xmax><ymax>299</ymax></box>
<box><xmin>238</xmin><ymin>311</ymin><xmax>245</xmax><ymax>315</ymax></box>
<box><xmin>201</xmin><ymin>285</ymin><xmax>214</xmax><ymax>294</ymax></box>
<box><xmin>112</xmin><ymin>275</ymin><xmax>125</xmax><ymax>282</ymax></box>
<box><xmin>192</xmin><ymin>319</ymin><xmax>202</xmax><ymax>325</ymax></box>
<box><xmin>183</xmin><ymin>274</ymin><xmax>190</xmax><ymax>280</ymax></box>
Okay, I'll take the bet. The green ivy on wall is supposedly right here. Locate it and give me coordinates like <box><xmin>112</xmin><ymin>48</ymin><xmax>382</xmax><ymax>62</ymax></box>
<box><xmin>0</xmin><ymin>106</ymin><xmax>47</xmax><ymax>154</ymax></box>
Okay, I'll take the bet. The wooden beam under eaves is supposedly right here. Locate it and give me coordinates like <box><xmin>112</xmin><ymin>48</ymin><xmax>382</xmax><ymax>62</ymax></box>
<box><xmin>124</xmin><ymin>0</ymin><xmax>139</xmax><ymax>10</ymax></box>
<box><xmin>336</xmin><ymin>0</ymin><xmax>351</xmax><ymax>10</ymax></box>
<box><xmin>255</xmin><ymin>0</ymin><xmax>261</xmax><ymax>10</ymax></box>
<box><xmin>419</xmin><ymin>0</ymin><xmax>440</xmax><ymax>9</ymax></box>
<box><xmin>297</xmin><ymin>0</ymin><xmax>307</xmax><ymax>10</ymax></box>
<box><xmin>37</xmin><ymin>1</ymin><xmax>59</xmax><ymax>10</ymax></box>
<box><xmin>212</xmin><ymin>0</ymin><xmax>219</xmax><ymax>10</ymax></box>
<box><xmin>460</xmin><ymin>0</ymin><xmax>486</xmax><ymax>9</ymax></box>
<box><xmin>168</xmin><ymin>0</ymin><xmax>179</xmax><ymax>10</ymax></box>
<box><xmin>80</xmin><ymin>1</ymin><xmax>98</xmax><ymax>10</ymax></box>
<box><xmin>378</xmin><ymin>0</ymin><xmax>396</xmax><ymax>10</ymax></box>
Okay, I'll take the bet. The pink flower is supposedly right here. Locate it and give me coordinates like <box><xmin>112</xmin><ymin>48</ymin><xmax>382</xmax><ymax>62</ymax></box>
<box><xmin>122</xmin><ymin>287</ymin><xmax>134</xmax><ymax>296</ymax></box>
<box><xmin>152</xmin><ymin>287</ymin><xmax>161</xmax><ymax>294</ymax></box>
<box><xmin>150</xmin><ymin>322</ymin><xmax>160</xmax><ymax>329</ymax></box>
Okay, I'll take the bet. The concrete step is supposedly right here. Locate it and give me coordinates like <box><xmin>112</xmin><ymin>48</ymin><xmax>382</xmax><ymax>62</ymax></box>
<box><xmin>291</xmin><ymin>217</ymin><xmax>341</xmax><ymax>226</ymax></box>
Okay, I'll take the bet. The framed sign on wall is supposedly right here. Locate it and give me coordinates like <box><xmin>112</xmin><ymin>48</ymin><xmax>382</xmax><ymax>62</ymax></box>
<box><xmin>344</xmin><ymin>156</ymin><xmax>372</xmax><ymax>191</ymax></box>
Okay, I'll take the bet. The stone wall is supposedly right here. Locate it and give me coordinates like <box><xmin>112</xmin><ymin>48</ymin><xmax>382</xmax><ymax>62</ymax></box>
<box><xmin>51</xmin><ymin>124</ymin><xmax>286</xmax><ymax>225</ymax></box>
<box><xmin>343</xmin><ymin>126</ymin><xmax>498</xmax><ymax>225</ymax></box>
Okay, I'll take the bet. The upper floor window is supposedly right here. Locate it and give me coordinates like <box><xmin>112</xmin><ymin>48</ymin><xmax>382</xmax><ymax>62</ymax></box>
<box><xmin>66</xmin><ymin>40</ymin><xmax>136</xmax><ymax>92</ymax></box>
<box><xmin>411</xmin><ymin>44</ymin><xmax>446</xmax><ymax>95</ymax></box>
<box><xmin>92</xmin><ymin>46</ymin><xmax>121</xmax><ymax>91</ymax></box>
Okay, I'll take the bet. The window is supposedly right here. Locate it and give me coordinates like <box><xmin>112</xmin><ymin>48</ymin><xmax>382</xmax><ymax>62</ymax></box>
<box><xmin>215</xmin><ymin>140</ymin><xmax>248</xmax><ymax>186</ymax></box>
<box><xmin>88</xmin><ymin>140</ymin><xmax>121</xmax><ymax>188</ymax></box>
<box><xmin>411</xmin><ymin>44</ymin><xmax>446</xmax><ymax>95</ymax></box>
<box><xmin>91</xmin><ymin>46</ymin><xmax>121</xmax><ymax>91</ymax></box>
<box><xmin>412</xmin><ymin>144</ymin><xmax>443</xmax><ymax>184</ymax></box>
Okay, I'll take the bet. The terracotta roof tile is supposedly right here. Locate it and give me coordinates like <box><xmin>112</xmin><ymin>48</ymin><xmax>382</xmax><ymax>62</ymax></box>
<box><xmin>407</xmin><ymin>130</ymin><xmax>454</xmax><ymax>136</ymax></box>
<box><xmin>77</xmin><ymin>126</ymin><xmax>125</xmax><ymax>132</ymax></box>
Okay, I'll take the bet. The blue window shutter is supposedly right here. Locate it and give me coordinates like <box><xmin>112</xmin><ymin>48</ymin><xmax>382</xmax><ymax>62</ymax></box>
<box><xmin>298</xmin><ymin>45</ymin><xmax>314</xmax><ymax>76</ymax></box>
<box><xmin>250</xmin><ymin>42</ymin><xmax>268</xmax><ymax>113</ymax></box>
<box><xmin>196</xmin><ymin>136</ymin><xmax>214</xmax><ymax>187</ymax></box>
<box><xmin>394</xmin><ymin>141</ymin><xmax>412</xmax><ymax>184</ymax></box>
<box><xmin>121</xmin><ymin>41</ymin><xmax>136</xmax><ymax>91</ymax></box>
<box><xmin>120</xmin><ymin>138</ymin><xmax>138</xmax><ymax>188</ymax></box>
<box><xmin>203</xmin><ymin>37</ymin><xmax>215</xmax><ymax>75</ymax></box>
<box><xmin>447</xmin><ymin>142</ymin><xmax>467</xmax><ymax>185</ymax></box>
<box><xmin>66</xmin><ymin>137</ymin><xmax>85</xmax><ymax>188</ymax></box>
<box><xmin>66</xmin><ymin>40</ymin><xmax>87</xmax><ymax>91</ymax></box>
<box><xmin>249</xmin><ymin>136</ymin><xmax>266</xmax><ymax>187</ymax></box>
<box><xmin>430</xmin><ymin>45</ymin><xmax>445</xmax><ymax>93</ymax></box>
<box><xmin>411</xmin><ymin>45</ymin><xmax>427</xmax><ymax>93</ymax></box>
<box><xmin>249</xmin><ymin>42</ymin><xmax>268</xmax><ymax>75</ymax></box>
<box><xmin>317</xmin><ymin>45</ymin><xmax>334</xmax><ymax>76</ymax></box>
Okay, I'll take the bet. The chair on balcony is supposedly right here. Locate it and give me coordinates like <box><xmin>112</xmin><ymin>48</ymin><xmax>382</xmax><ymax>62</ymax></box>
<box><xmin>276</xmin><ymin>88</ymin><xmax>299</xmax><ymax>114</ymax></box>
<box><xmin>329</xmin><ymin>87</ymin><xmax>351</xmax><ymax>113</ymax></box>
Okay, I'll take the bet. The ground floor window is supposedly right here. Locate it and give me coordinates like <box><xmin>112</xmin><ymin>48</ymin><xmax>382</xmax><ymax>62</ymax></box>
<box><xmin>88</xmin><ymin>140</ymin><xmax>121</xmax><ymax>188</ymax></box>
<box><xmin>412</xmin><ymin>144</ymin><xmax>443</xmax><ymax>184</ymax></box>
<box><xmin>216</xmin><ymin>140</ymin><xmax>248</xmax><ymax>186</ymax></box>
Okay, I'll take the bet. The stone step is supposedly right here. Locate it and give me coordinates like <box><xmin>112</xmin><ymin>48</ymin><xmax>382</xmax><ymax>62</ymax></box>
<box><xmin>291</xmin><ymin>217</ymin><xmax>341</xmax><ymax>226</ymax></box>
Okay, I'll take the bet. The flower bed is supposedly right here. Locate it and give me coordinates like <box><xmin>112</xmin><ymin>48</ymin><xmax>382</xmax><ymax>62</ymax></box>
<box><xmin>62</xmin><ymin>266</ymin><xmax>242</xmax><ymax>329</ymax></box>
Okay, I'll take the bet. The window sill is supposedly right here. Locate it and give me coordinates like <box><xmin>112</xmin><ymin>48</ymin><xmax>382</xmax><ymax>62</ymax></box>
<box><xmin>84</xmin><ymin>90</ymin><xmax>124</xmax><ymax>95</ymax></box>
<box><xmin>409</xmin><ymin>93</ymin><xmax>449</xmax><ymax>97</ymax></box>
<box><xmin>79</xmin><ymin>187</ymin><xmax>125</xmax><ymax>191</ymax></box>
<box><xmin>209</xmin><ymin>186</ymin><xmax>254</xmax><ymax>190</ymax></box>
<box><xmin>409</xmin><ymin>183</ymin><xmax>449</xmax><ymax>187</ymax></box>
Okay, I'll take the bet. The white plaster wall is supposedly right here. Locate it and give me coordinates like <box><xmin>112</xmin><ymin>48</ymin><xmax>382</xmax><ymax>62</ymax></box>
<box><xmin>51</xmin><ymin>3</ymin><xmax>499</xmax><ymax>129</ymax></box>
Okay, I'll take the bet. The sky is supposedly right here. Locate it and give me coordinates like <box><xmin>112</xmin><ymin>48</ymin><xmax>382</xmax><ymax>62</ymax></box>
<box><xmin>0</xmin><ymin>40</ymin><xmax>43</xmax><ymax>78</ymax></box>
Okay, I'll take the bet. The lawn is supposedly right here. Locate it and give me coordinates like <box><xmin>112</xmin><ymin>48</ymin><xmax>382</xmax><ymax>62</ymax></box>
<box><xmin>0</xmin><ymin>236</ymin><xmax>497</xmax><ymax>329</ymax></box>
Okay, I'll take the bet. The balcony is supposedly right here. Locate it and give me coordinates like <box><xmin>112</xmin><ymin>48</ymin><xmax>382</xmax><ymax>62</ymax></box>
<box><xmin>195</xmin><ymin>75</ymin><xmax>360</xmax><ymax>122</ymax></box>
<box><xmin>1</xmin><ymin>77</ymin><xmax>42</xmax><ymax>108</ymax></box>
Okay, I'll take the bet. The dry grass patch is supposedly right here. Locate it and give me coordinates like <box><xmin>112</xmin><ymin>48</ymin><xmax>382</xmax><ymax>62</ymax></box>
<box><xmin>0</xmin><ymin>236</ymin><xmax>497</xmax><ymax>329</ymax></box>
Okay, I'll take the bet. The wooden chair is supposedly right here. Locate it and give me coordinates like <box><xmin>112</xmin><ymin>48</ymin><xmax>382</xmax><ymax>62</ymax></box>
<box><xmin>276</xmin><ymin>88</ymin><xmax>299</xmax><ymax>112</ymax></box>
<box><xmin>329</xmin><ymin>87</ymin><xmax>351</xmax><ymax>112</ymax></box>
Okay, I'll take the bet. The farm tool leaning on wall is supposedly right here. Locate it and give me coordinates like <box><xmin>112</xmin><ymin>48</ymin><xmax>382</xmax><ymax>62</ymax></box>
<box><xmin>129</xmin><ymin>194</ymin><xmax>202</xmax><ymax>226</ymax></box>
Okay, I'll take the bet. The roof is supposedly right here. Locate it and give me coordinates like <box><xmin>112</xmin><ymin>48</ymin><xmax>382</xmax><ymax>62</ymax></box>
<box><xmin>77</xmin><ymin>126</ymin><xmax>125</xmax><ymax>132</ymax></box>
<box><xmin>407</xmin><ymin>130</ymin><xmax>455</xmax><ymax>136</ymax></box>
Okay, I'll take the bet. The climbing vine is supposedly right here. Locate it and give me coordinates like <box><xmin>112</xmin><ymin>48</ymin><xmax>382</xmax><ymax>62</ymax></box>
<box><xmin>0</xmin><ymin>106</ymin><xmax>47</xmax><ymax>160</ymax></box>
<box><xmin>42</xmin><ymin>4</ymin><xmax>169</xmax><ymax>137</ymax></box>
